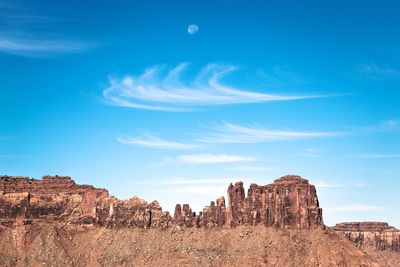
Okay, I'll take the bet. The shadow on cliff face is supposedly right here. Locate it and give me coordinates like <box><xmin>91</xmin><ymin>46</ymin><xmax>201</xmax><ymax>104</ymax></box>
<box><xmin>0</xmin><ymin>174</ymin><xmax>398</xmax><ymax>266</ymax></box>
<box><xmin>0</xmin><ymin>175</ymin><xmax>323</xmax><ymax>230</ymax></box>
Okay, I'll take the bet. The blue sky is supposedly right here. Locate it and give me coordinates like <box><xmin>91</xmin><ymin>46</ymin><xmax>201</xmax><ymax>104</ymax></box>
<box><xmin>0</xmin><ymin>0</ymin><xmax>399</xmax><ymax>226</ymax></box>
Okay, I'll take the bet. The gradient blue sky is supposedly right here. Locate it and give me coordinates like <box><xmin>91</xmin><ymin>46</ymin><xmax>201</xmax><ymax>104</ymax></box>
<box><xmin>1</xmin><ymin>0</ymin><xmax>399</xmax><ymax>226</ymax></box>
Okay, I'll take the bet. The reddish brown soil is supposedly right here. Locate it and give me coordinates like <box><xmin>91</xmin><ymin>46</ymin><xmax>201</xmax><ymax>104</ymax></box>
<box><xmin>0</xmin><ymin>223</ymin><xmax>382</xmax><ymax>267</ymax></box>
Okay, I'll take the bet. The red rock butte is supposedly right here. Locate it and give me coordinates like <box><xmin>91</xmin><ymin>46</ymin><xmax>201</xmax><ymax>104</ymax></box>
<box><xmin>333</xmin><ymin>222</ymin><xmax>400</xmax><ymax>252</ymax></box>
<box><xmin>1</xmin><ymin>174</ymin><xmax>400</xmax><ymax>266</ymax></box>
<box><xmin>0</xmin><ymin>174</ymin><xmax>322</xmax><ymax>230</ymax></box>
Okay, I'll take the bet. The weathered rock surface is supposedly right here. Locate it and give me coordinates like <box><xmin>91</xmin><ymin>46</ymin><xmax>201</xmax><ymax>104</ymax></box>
<box><xmin>226</xmin><ymin>175</ymin><xmax>323</xmax><ymax>229</ymax></box>
<box><xmin>333</xmin><ymin>222</ymin><xmax>400</xmax><ymax>252</ymax></box>
<box><xmin>173</xmin><ymin>175</ymin><xmax>323</xmax><ymax>229</ymax></box>
<box><xmin>0</xmin><ymin>174</ymin><xmax>398</xmax><ymax>266</ymax></box>
<box><xmin>173</xmin><ymin>198</ymin><xmax>227</xmax><ymax>229</ymax></box>
<box><xmin>0</xmin><ymin>175</ymin><xmax>172</xmax><ymax>228</ymax></box>
<box><xmin>1</xmin><ymin>174</ymin><xmax>323</xmax><ymax>230</ymax></box>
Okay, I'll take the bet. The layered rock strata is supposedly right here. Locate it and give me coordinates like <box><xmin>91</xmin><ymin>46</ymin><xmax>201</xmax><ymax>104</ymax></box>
<box><xmin>333</xmin><ymin>222</ymin><xmax>400</xmax><ymax>252</ymax></box>
<box><xmin>0</xmin><ymin>175</ymin><xmax>171</xmax><ymax>228</ymax></box>
<box><xmin>0</xmin><ymin>174</ymin><xmax>323</xmax><ymax>230</ymax></box>
<box><xmin>226</xmin><ymin>175</ymin><xmax>323</xmax><ymax>229</ymax></box>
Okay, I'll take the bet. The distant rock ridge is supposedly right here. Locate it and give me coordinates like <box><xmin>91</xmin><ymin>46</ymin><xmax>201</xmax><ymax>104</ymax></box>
<box><xmin>333</xmin><ymin>222</ymin><xmax>400</xmax><ymax>252</ymax></box>
<box><xmin>0</xmin><ymin>174</ymin><xmax>323</xmax><ymax>230</ymax></box>
<box><xmin>0</xmin><ymin>175</ymin><xmax>171</xmax><ymax>229</ymax></box>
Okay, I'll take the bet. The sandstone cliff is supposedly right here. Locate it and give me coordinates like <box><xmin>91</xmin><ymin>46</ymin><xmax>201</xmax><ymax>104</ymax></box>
<box><xmin>0</xmin><ymin>175</ymin><xmax>171</xmax><ymax>229</ymax></box>
<box><xmin>333</xmin><ymin>222</ymin><xmax>400</xmax><ymax>251</ymax></box>
<box><xmin>226</xmin><ymin>175</ymin><xmax>322</xmax><ymax>229</ymax></box>
<box><xmin>0</xmin><ymin>174</ymin><xmax>397</xmax><ymax>266</ymax></box>
<box><xmin>0</xmin><ymin>174</ymin><xmax>323</xmax><ymax>230</ymax></box>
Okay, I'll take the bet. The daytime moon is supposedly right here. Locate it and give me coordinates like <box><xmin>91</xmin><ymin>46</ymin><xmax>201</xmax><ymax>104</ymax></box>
<box><xmin>188</xmin><ymin>24</ymin><xmax>199</xmax><ymax>35</ymax></box>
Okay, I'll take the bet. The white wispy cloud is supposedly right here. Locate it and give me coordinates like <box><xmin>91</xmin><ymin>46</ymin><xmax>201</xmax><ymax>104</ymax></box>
<box><xmin>255</xmin><ymin>65</ymin><xmax>308</xmax><ymax>86</ymax></box>
<box><xmin>177</xmin><ymin>153</ymin><xmax>256</xmax><ymax>164</ymax></box>
<box><xmin>0</xmin><ymin>37</ymin><xmax>92</xmax><ymax>56</ymax></box>
<box><xmin>0</xmin><ymin>3</ymin><xmax>93</xmax><ymax>56</ymax></box>
<box><xmin>155</xmin><ymin>185</ymin><xmax>227</xmax><ymax>195</ymax></box>
<box><xmin>325</xmin><ymin>204</ymin><xmax>389</xmax><ymax>212</ymax></box>
<box><xmin>0</xmin><ymin>154</ymin><xmax>30</xmax><ymax>160</ymax></box>
<box><xmin>152</xmin><ymin>153</ymin><xmax>257</xmax><ymax>167</ymax></box>
<box><xmin>379</xmin><ymin>119</ymin><xmax>399</xmax><ymax>130</ymax></box>
<box><xmin>350</xmin><ymin>154</ymin><xmax>400</xmax><ymax>159</ymax></box>
<box><xmin>352</xmin><ymin>119</ymin><xmax>400</xmax><ymax>134</ymax></box>
<box><xmin>294</xmin><ymin>148</ymin><xmax>325</xmax><ymax>158</ymax></box>
<box><xmin>118</xmin><ymin>123</ymin><xmax>344</xmax><ymax>152</ymax></box>
<box><xmin>102</xmin><ymin>63</ymin><xmax>326</xmax><ymax>111</ymax></box>
<box><xmin>355</xmin><ymin>63</ymin><xmax>400</xmax><ymax>79</ymax></box>
<box><xmin>130</xmin><ymin>177</ymin><xmax>235</xmax><ymax>186</ymax></box>
<box><xmin>315</xmin><ymin>181</ymin><xmax>367</xmax><ymax>188</ymax></box>
<box><xmin>228</xmin><ymin>165</ymin><xmax>271</xmax><ymax>171</ymax></box>
<box><xmin>130</xmin><ymin>177</ymin><xmax>246</xmax><ymax>196</ymax></box>
<box><xmin>117</xmin><ymin>135</ymin><xmax>198</xmax><ymax>149</ymax></box>
<box><xmin>199</xmin><ymin>123</ymin><xmax>344</xmax><ymax>143</ymax></box>
<box><xmin>314</xmin><ymin>182</ymin><xmax>345</xmax><ymax>188</ymax></box>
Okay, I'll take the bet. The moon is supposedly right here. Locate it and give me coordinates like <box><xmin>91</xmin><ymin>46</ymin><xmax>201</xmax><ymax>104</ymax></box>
<box><xmin>188</xmin><ymin>24</ymin><xmax>199</xmax><ymax>35</ymax></box>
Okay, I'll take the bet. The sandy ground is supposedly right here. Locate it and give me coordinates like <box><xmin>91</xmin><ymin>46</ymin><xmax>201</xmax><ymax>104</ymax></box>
<box><xmin>0</xmin><ymin>223</ymin><xmax>391</xmax><ymax>267</ymax></box>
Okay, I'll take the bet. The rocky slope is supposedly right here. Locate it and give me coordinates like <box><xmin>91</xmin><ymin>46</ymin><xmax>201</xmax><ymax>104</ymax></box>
<box><xmin>333</xmin><ymin>222</ymin><xmax>400</xmax><ymax>266</ymax></box>
<box><xmin>0</xmin><ymin>224</ymin><xmax>378</xmax><ymax>267</ymax></box>
<box><xmin>333</xmin><ymin>222</ymin><xmax>400</xmax><ymax>251</ymax></box>
<box><xmin>0</xmin><ymin>174</ymin><xmax>396</xmax><ymax>266</ymax></box>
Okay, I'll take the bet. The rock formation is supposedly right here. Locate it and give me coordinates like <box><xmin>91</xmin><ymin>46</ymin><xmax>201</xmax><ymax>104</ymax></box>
<box><xmin>173</xmin><ymin>175</ymin><xmax>323</xmax><ymax>229</ymax></box>
<box><xmin>333</xmin><ymin>222</ymin><xmax>400</xmax><ymax>252</ymax></box>
<box><xmin>1</xmin><ymin>174</ymin><xmax>398</xmax><ymax>266</ymax></box>
<box><xmin>226</xmin><ymin>175</ymin><xmax>323</xmax><ymax>229</ymax></box>
<box><xmin>0</xmin><ymin>175</ymin><xmax>172</xmax><ymax>228</ymax></box>
<box><xmin>1</xmin><ymin>174</ymin><xmax>323</xmax><ymax>230</ymax></box>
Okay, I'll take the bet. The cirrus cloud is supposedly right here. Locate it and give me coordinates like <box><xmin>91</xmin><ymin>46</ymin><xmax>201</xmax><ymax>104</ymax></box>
<box><xmin>103</xmin><ymin>63</ymin><xmax>327</xmax><ymax>111</ymax></box>
<box><xmin>228</xmin><ymin>165</ymin><xmax>271</xmax><ymax>171</ymax></box>
<box><xmin>117</xmin><ymin>135</ymin><xmax>198</xmax><ymax>150</ymax></box>
<box><xmin>199</xmin><ymin>122</ymin><xmax>345</xmax><ymax>144</ymax></box>
<box><xmin>0</xmin><ymin>2</ymin><xmax>94</xmax><ymax>57</ymax></box>
<box><xmin>0</xmin><ymin>37</ymin><xmax>92</xmax><ymax>56</ymax></box>
<box><xmin>178</xmin><ymin>153</ymin><xmax>256</xmax><ymax>164</ymax></box>
<box><xmin>355</xmin><ymin>63</ymin><xmax>400</xmax><ymax>79</ymax></box>
<box><xmin>349</xmin><ymin>154</ymin><xmax>400</xmax><ymax>159</ymax></box>
<box><xmin>325</xmin><ymin>204</ymin><xmax>390</xmax><ymax>212</ymax></box>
